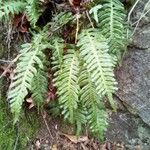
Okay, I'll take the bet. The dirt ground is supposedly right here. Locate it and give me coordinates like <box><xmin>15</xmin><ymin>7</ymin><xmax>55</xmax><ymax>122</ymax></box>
<box><xmin>27</xmin><ymin>111</ymin><xmax>141</xmax><ymax>150</ymax></box>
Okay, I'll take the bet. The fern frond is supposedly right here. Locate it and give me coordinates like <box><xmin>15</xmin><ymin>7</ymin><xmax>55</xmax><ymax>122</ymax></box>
<box><xmin>8</xmin><ymin>31</ymin><xmax>49</xmax><ymax>123</ymax></box>
<box><xmin>50</xmin><ymin>12</ymin><xmax>74</xmax><ymax>31</ymax></box>
<box><xmin>26</xmin><ymin>0</ymin><xmax>42</xmax><ymax>27</ymax></box>
<box><xmin>31</xmin><ymin>68</ymin><xmax>48</xmax><ymax>110</ymax></box>
<box><xmin>0</xmin><ymin>1</ymin><xmax>26</xmax><ymax>21</ymax></box>
<box><xmin>97</xmin><ymin>0</ymin><xmax>126</xmax><ymax>59</ymax></box>
<box><xmin>51</xmin><ymin>37</ymin><xmax>64</xmax><ymax>70</ymax></box>
<box><xmin>53</xmin><ymin>49</ymin><xmax>80</xmax><ymax>123</ymax></box>
<box><xmin>78</xmin><ymin>29</ymin><xmax>117</xmax><ymax>110</ymax></box>
<box><xmin>79</xmin><ymin>66</ymin><xmax>108</xmax><ymax>139</ymax></box>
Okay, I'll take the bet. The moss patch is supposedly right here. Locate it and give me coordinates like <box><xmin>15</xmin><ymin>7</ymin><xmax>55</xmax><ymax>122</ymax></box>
<box><xmin>0</xmin><ymin>79</ymin><xmax>40</xmax><ymax>150</ymax></box>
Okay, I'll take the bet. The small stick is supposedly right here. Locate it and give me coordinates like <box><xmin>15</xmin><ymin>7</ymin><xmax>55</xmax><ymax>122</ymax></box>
<box><xmin>42</xmin><ymin>111</ymin><xmax>54</xmax><ymax>140</ymax></box>
<box><xmin>75</xmin><ymin>11</ymin><xmax>80</xmax><ymax>44</ymax></box>
<box><xmin>0</xmin><ymin>55</ymin><xmax>20</xmax><ymax>78</ymax></box>
<box><xmin>86</xmin><ymin>10</ymin><xmax>94</xmax><ymax>29</ymax></box>
<box><xmin>0</xmin><ymin>59</ymin><xmax>12</xmax><ymax>63</ymax></box>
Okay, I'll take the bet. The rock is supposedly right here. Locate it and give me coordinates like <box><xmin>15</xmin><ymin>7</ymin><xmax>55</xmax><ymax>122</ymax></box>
<box><xmin>116</xmin><ymin>48</ymin><xmax>150</xmax><ymax>126</ymax></box>
<box><xmin>132</xmin><ymin>25</ymin><xmax>150</xmax><ymax>49</ymax></box>
<box><xmin>106</xmin><ymin>112</ymin><xmax>150</xmax><ymax>150</ymax></box>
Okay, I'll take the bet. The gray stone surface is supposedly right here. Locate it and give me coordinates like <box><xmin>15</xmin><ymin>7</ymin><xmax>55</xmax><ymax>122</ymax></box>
<box><xmin>106</xmin><ymin>112</ymin><xmax>150</xmax><ymax>150</ymax></box>
<box><xmin>116</xmin><ymin>48</ymin><xmax>150</xmax><ymax>126</ymax></box>
<box><xmin>106</xmin><ymin>1</ymin><xmax>150</xmax><ymax>148</ymax></box>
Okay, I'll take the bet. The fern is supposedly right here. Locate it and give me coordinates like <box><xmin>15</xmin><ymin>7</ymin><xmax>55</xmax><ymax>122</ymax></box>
<box><xmin>2</xmin><ymin>0</ymin><xmax>129</xmax><ymax>140</ymax></box>
<box><xmin>26</xmin><ymin>0</ymin><xmax>42</xmax><ymax>27</ymax></box>
<box><xmin>53</xmin><ymin>49</ymin><xmax>80</xmax><ymax>123</ymax></box>
<box><xmin>51</xmin><ymin>37</ymin><xmax>64</xmax><ymax>70</ymax></box>
<box><xmin>31</xmin><ymin>68</ymin><xmax>48</xmax><ymax>110</ymax></box>
<box><xmin>8</xmin><ymin>31</ymin><xmax>50</xmax><ymax>123</ymax></box>
<box><xmin>79</xmin><ymin>66</ymin><xmax>108</xmax><ymax>139</ymax></box>
<box><xmin>78</xmin><ymin>29</ymin><xmax>117</xmax><ymax>110</ymax></box>
<box><xmin>95</xmin><ymin>0</ymin><xmax>126</xmax><ymax>60</ymax></box>
<box><xmin>50</xmin><ymin>12</ymin><xmax>74</xmax><ymax>32</ymax></box>
<box><xmin>0</xmin><ymin>0</ymin><xmax>26</xmax><ymax>21</ymax></box>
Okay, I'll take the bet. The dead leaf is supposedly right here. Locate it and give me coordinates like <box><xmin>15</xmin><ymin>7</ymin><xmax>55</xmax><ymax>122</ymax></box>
<box><xmin>26</xmin><ymin>97</ymin><xmax>35</xmax><ymax>109</ymax></box>
<box><xmin>52</xmin><ymin>144</ymin><xmax>58</xmax><ymax>150</ymax></box>
<box><xmin>80</xmin><ymin>143</ymin><xmax>89</xmax><ymax>150</ymax></box>
<box><xmin>100</xmin><ymin>143</ymin><xmax>107</xmax><ymax>150</ymax></box>
<box><xmin>35</xmin><ymin>139</ymin><xmax>41</xmax><ymax>150</ymax></box>
<box><xmin>59</xmin><ymin>132</ymin><xmax>88</xmax><ymax>144</ymax></box>
<box><xmin>134</xmin><ymin>145</ymin><xmax>141</xmax><ymax>150</ymax></box>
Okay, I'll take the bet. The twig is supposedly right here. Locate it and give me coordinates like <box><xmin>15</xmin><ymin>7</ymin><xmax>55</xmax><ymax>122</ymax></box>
<box><xmin>6</xmin><ymin>21</ymin><xmax>13</xmax><ymax>59</ymax></box>
<box><xmin>127</xmin><ymin>0</ymin><xmax>141</xmax><ymax>23</ymax></box>
<box><xmin>0</xmin><ymin>55</ymin><xmax>20</xmax><ymax>78</ymax></box>
<box><xmin>86</xmin><ymin>10</ymin><xmax>94</xmax><ymax>29</ymax></box>
<box><xmin>0</xmin><ymin>59</ymin><xmax>12</xmax><ymax>63</ymax></box>
<box><xmin>75</xmin><ymin>12</ymin><xmax>80</xmax><ymax>44</ymax></box>
<box><xmin>127</xmin><ymin>0</ymin><xmax>141</xmax><ymax>39</ymax></box>
<box><xmin>42</xmin><ymin>111</ymin><xmax>54</xmax><ymax>140</ymax></box>
<box><xmin>132</xmin><ymin>6</ymin><xmax>150</xmax><ymax>36</ymax></box>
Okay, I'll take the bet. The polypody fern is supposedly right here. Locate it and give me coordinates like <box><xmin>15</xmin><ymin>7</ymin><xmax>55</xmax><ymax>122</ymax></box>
<box><xmin>2</xmin><ymin>0</ymin><xmax>128</xmax><ymax>140</ymax></box>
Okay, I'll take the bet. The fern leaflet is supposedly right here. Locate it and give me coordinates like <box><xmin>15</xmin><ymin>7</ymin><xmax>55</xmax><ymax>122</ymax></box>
<box><xmin>97</xmin><ymin>0</ymin><xmax>126</xmax><ymax>60</ymax></box>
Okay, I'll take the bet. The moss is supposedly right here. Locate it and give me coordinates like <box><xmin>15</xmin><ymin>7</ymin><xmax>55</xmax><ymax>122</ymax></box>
<box><xmin>0</xmin><ymin>79</ymin><xmax>40</xmax><ymax>150</ymax></box>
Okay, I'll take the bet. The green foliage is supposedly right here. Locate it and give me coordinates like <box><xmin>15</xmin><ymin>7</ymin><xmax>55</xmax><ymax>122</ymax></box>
<box><xmin>97</xmin><ymin>0</ymin><xmax>127</xmax><ymax>60</ymax></box>
<box><xmin>0</xmin><ymin>79</ymin><xmax>40</xmax><ymax>149</ymax></box>
<box><xmin>79</xmin><ymin>67</ymin><xmax>108</xmax><ymax>139</ymax></box>
<box><xmin>0</xmin><ymin>0</ymin><xmax>26</xmax><ymax>21</ymax></box>
<box><xmin>31</xmin><ymin>68</ymin><xmax>48</xmax><ymax>110</ymax></box>
<box><xmin>8</xmin><ymin>31</ymin><xmax>50</xmax><ymax>123</ymax></box>
<box><xmin>1</xmin><ymin>0</ymin><xmax>128</xmax><ymax>141</ymax></box>
<box><xmin>78</xmin><ymin>29</ymin><xmax>117</xmax><ymax>110</ymax></box>
<box><xmin>0</xmin><ymin>0</ymin><xmax>42</xmax><ymax>27</ymax></box>
<box><xmin>26</xmin><ymin>0</ymin><xmax>42</xmax><ymax>27</ymax></box>
<box><xmin>53</xmin><ymin>49</ymin><xmax>80</xmax><ymax>123</ymax></box>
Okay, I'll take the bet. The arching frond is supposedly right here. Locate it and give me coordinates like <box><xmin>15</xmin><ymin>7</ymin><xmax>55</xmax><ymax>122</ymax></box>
<box><xmin>0</xmin><ymin>1</ymin><xmax>26</xmax><ymax>20</ymax></box>
<box><xmin>51</xmin><ymin>37</ymin><xmax>64</xmax><ymax>70</ymax></box>
<box><xmin>78</xmin><ymin>29</ymin><xmax>117</xmax><ymax>110</ymax></box>
<box><xmin>97</xmin><ymin>0</ymin><xmax>126</xmax><ymax>60</ymax></box>
<box><xmin>79</xmin><ymin>66</ymin><xmax>108</xmax><ymax>139</ymax></box>
<box><xmin>31</xmin><ymin>68</ymin><xmax>48</xmax><ymax>110</ymax></box>
<box><xmin>8</xmin><ymin>31</ymin><xmax>50</xmax><ymax>123</ymax></box>
<box><xmin>26</xmin><ymin>0</ymin><xmax>42</xmax><ymax>27</ymax></box>
<box><xmin>53</xmin><ymin>49</ymin><xmax>80</xmax><ymax>123</ymax></box>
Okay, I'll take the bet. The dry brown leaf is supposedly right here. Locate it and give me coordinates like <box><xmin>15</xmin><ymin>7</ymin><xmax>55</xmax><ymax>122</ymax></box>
<box><xmin>100</xmin><ymin>143</ymin><xmax>107</xmax><ymax>150</ymax></box>
<box><xmin>134</xmin><ymin>145</ymin><xmax>141</xmax><ymax>150</ymax></box>
<box><xmin>52</xmin><ymin>144</ymin><xmax>58</xmax><ymax>150</ymax></box>
<box><xmin>26</xmin><ymin>97</ymin><xmax>35</xmax><ymax>109</ymax></box>
<box><xmin>35</xmin><ymin>139</ymin><xmax>41</xmax><ymax>150</ymax></box>
<box><xmin>59</xmin><ymin>132</ymin><xmax>88</xmax><ymax>144</ymax></box>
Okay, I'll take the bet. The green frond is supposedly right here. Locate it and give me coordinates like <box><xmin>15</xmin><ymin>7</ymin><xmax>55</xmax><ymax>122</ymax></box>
<box><xmin>8</xmin><ymin>31</ymin><xmax>50</xmax><ymax>123</ymax></box>
<box><xmin>31</xmin><ymin>68</ymin><xmax>48</xmax><ymax>110</ymax></box>
<box><xmin>26</xmin><ymin>0</ymin><xmax>42</xmax><ymax>27</ymax></box>
<box><xmin>51</xmin><ymin>37</ymin><xmax>64</xmax><ymax>70</ymax></box>
<box><xmin>0</xmin><ymin>1</ymin><xmax>26</xmax><ymax>21</ymax></box>
<box><xmin>78</xmin><ymin>28</ymin><xmax>117</xmax><ymax>110</ymax></box>
<box><xmin>53</xmin><ymin>49</ymin><xmax>80</xmax><ymax>123</ymax></box>
<box><xmin>97</xmin><ymin>0</ymin><xmax>126</xmax><ymax>60</ymax></box>
<box><xmin>79</xmin><ymin>66</ymin><xmax>107</xmax><ymax>139</ymax></box>
<box><xmin>50</xmin><ymin>12</ymin><xmax>74</xmax><ymax>31</ymax></box>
